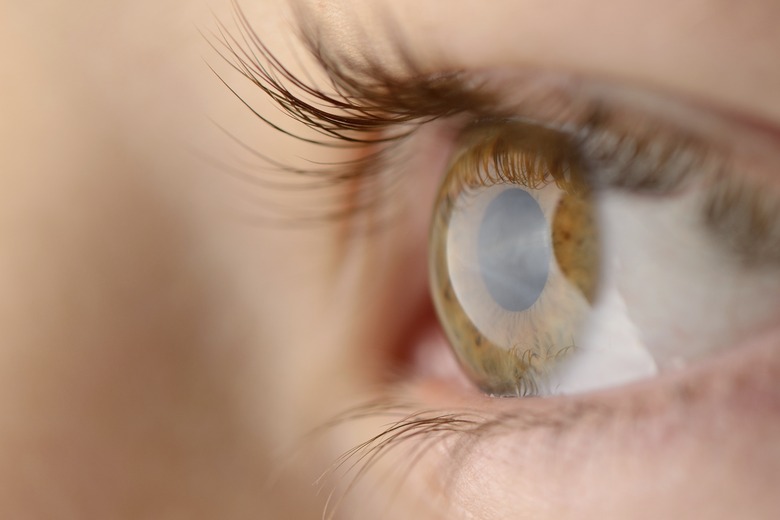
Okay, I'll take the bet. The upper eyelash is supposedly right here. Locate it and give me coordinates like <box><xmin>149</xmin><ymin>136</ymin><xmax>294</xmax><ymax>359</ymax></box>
<box><xmin>207</xmin><ymin>3</ymin><xmax>686</xmax><ymax>224</ymax></box>
<box><xmin>203</xmin><ymin>2</ymin><xmax>457</xmax><ymax>223</ymax></box>
<box><xmin>206</xmin><ymin>1</ymin><xmax>476</xmax><ymax>144</ymax></box>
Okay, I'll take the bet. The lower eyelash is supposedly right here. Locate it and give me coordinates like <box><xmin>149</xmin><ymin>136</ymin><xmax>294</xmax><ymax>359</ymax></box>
<box><xmin>300</xmin><ymin>392</ymin><xmax>617</xmax><ymax>519</ymax></box>
<box><xmin>269</xmin><ymin>397</ymin><xmax>491</xmax><ymax>520</ymax></box>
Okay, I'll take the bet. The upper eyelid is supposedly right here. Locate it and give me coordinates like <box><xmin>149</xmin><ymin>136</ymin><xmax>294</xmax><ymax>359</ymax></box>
<box><xmin>206</xmin><ymin>3</ymin><xmax>780</xmax><ymax>235</ymax></box>
<box><xmin>209</xmin><ymin>3</ymin><xmax>779</xmax><ymax>160</ymax></box>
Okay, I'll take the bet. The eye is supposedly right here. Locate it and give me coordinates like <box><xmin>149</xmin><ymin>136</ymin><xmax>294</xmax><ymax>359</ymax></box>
<box><xmin>429</xmin><ymin>113</ymin><xmax>780</xmax><ymax>398</ymax></box>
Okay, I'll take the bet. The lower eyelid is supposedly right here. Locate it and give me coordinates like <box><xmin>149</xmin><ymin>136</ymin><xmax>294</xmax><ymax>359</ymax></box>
<box><xmin>394</xmin><ymin>324</ymin><xmax>780</xmax><ymax>514</ymax></box>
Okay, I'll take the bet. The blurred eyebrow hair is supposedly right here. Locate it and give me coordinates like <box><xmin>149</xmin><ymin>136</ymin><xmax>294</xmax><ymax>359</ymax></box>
<box><xmin>212</xmin><ymin>0</ymin><xmax>503</xmax><ymax>143</ymax></box>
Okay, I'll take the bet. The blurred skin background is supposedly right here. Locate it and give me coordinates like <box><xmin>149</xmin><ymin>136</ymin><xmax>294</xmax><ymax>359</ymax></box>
<box><xmin>1</xmin><ymin>0</ymin><xmax>779</xmax><ymax>518</ymax></box>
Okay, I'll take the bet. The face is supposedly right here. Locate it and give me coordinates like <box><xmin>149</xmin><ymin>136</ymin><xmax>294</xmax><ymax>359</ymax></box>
<box><xmin>1</xmin><ymin>0</ymin><xmax>779</xmax><ymax>518</ymax></box>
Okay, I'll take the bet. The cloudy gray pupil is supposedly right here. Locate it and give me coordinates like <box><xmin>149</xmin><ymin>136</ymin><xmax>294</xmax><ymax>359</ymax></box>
<box><xmin>477</xmin><ymin>188</ymin><xmax>551</xmax><ymax>312</ymax></box>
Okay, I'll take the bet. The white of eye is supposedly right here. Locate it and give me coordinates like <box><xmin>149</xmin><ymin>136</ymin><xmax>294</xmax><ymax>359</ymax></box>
<box><xmin>545</xmin><ymin>187</ymin><xmax>780</xmax><ymax>395</ymax></box>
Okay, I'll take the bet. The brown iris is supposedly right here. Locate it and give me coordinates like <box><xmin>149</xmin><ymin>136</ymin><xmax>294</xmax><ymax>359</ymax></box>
<box><xmin>429</xmin><ymin>121</ymin><xmax>601</xmax><ymax>396</ymax></box>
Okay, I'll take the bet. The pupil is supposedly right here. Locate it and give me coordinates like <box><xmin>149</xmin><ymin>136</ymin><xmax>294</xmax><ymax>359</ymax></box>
<box><xmin>477</xmin><ymin>188</ymin><xmax>551</xmax><ymax>312</ymax></box>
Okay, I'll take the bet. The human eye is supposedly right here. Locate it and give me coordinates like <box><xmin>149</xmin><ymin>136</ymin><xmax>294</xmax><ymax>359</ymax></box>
<box><xmin>212</xmin><ymin>18</ymin><xmax>780</xmax><ymax>394</ymax></box>
<box><xmin>429</xmin><ymin>96</ymin><xmax>780</xmax><ymax>397</ymax></box>
<box><xmin>207</xmin><ymin>2</ymin><xmax>780</xmax><ymax>519</ymax></box>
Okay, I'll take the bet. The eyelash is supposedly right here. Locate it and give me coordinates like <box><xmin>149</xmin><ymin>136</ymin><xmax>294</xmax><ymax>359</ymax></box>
<box><xmin>304</xmin><ymin>400</ymin><xmax>488</xmax><ymax>519</ymax></box>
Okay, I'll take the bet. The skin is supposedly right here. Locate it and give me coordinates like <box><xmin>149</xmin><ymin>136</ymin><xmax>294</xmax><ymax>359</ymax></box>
<box><xmin>0</xmin><ymin>0</ymin><xmax>778</xmax><ymax>518</ymax></box>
